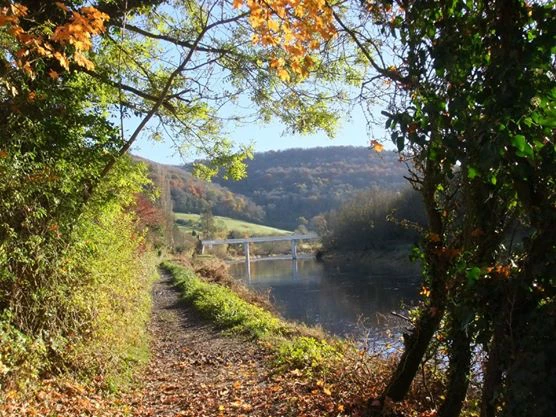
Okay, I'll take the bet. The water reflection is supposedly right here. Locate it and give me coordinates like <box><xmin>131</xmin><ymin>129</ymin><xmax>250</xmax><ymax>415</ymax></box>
<box><xmin>230</xmin><ymin>257</ymin><xmax>420</xmax><ymax>340</ymax></box>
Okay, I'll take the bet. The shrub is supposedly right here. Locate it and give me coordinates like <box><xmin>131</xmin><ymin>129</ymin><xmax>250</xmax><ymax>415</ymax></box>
<box><xmin>275</xmin><ymin>337</ymin><xmax>341</xmax><ymax>374</ymax></box>
<box><xmin>0</xmin><ymin>157</ymin><xmax>157</xmax><ymax>391</ymax></box>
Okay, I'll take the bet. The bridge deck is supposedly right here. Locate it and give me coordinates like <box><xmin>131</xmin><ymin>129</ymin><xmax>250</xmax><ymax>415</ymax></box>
<box><xmin>202</xmin><ymin>233</ymin><xmax>319</xmax><ymax>246</ymax></box>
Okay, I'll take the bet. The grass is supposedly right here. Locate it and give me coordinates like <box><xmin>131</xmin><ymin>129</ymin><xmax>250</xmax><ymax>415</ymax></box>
<box><xmin>174</xmin><ymin>212</ymin><xmax>291</xmax><ymax>236</ymax></box>
<box><xmin>160</xmin><ymin>261</ymin><xmax>343</xmax><ymax>374</ymax></box>
<box><xmin>160</xmin><ymin>261</ymin><xmax>449</xmax><ymax>416</ymax></box>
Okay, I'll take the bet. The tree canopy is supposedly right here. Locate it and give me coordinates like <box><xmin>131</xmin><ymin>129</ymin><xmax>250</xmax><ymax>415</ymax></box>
<box><xmin>1</xmin><ymin>0</ymin><xmax>554</xmax><ymax>415</ymax></box>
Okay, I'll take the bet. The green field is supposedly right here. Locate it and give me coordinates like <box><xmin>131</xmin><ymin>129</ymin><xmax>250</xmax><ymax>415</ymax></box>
<box><xmin>174</xmin><ymin>212</ymin><xmax>291</xmax><ymax>237</ymax></box>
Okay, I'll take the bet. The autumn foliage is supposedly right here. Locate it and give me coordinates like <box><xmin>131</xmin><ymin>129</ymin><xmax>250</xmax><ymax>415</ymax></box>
<box><xmin>0</xmin><ymin>2</ymin><xmax>108</xmax><ymax>79</ymax></box>
<box><xmin>234</xmin><ymin>0</ymin><xmax>336</xmax><ymax>81</ymax></box>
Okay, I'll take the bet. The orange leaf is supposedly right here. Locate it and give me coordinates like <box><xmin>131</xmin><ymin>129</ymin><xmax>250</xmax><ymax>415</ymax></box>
<box><xmin>428</xmin><ymin>233</ymin><xmax>441</xmax><ymax>243</ymax></box>
<box><xmin>370</xmin><ymin>139</ymin><xmax>384</xmax><ymax>152</ymax></box>
<box><xmin>0</xmin><ymin>15</ymin><xmax>17</xmax><ymax>26</ymax></box>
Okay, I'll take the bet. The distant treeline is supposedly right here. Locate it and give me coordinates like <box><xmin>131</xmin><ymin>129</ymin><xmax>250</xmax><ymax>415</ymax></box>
<box><xmin>210</xmin><ymin>147</ymin><xmax>409</xmax><ymax>229</ymax></box>
<box><xmin>321</xmin><ymin>187</ymin><xmax>427</xmax><ymax>252</ymax></box>
<box><xmin>141</xmin><ymin>147</ymin><xmax>414</xmax><ymax>233</ymax></box>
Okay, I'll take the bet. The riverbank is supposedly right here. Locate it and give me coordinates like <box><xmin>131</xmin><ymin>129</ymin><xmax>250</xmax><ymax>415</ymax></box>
<box><xmin>2</xmin><ymin>259</ymin><xmax>441</xmax><ymax>417</ymax></box>
<box><xmin>159</xmin><ymin>259</ymin><xmax>441</xmax><ymax>416</ymax></box>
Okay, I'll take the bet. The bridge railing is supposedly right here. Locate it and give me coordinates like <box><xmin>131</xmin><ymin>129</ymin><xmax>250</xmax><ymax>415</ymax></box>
<box><xmin>200</xmin><ymin>233</ymin><xmax>320</xmax><ymax>261</ymax></box>
<box><xmin>201</xmin><ymin>232</ymin><xmax>319</xmax><ymax>246</ymax></box>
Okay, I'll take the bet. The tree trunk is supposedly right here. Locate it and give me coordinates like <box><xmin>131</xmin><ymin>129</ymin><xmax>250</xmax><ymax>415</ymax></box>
<box><xmin>383</xmin><ymin>304</ymin><xmax>445</xmax><ymax>401</ymax></box>
<box><xmin>437</xmin><ymin>323</ymin><xmax>472</xmax><ymax>417</ymax></box>
<box><xmin>480</xmin><ymin>314</ymin><xmax>505</xmax><ymax>417</ymax></box>
<box><xmin>381</xmin><ymin>152</ymin><xmax>449</xmax><ymax>403</ymax></box>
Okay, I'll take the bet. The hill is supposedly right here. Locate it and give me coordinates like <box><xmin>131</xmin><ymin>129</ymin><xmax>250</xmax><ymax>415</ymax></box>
<box><xmin>174</xmin><ymin>212</ymin><xmax>291</xmax><ymax>237</ymax></box>
<box><xmin>212</xmin><ymin>146</ymin><xmax>410</xmax><ymax>229</ymax></box>
<box><xmin>142</xmin><ymin>146</ymin><xmax>411</xmax><ymax>231</ymax></box>
<box><xmin>145</xmin><ymin>160</ymin><xmax>266</xmax><ymax>224</ymax></box>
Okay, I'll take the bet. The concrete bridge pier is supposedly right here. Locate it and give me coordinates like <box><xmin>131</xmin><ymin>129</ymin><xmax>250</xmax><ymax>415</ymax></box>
<box><xmin>291</xmin><ymin>239</ymin><xmax>298</xmax><ymax>260</ymax></box>
<box><xmin>243</xmin><ymin>241</ymin><xmax>250</xmax><ymax>263</ymax></box>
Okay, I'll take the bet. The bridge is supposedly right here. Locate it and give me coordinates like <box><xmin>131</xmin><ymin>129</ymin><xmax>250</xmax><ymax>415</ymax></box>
<box><xmin>201</xmin><ymin>233</ymin><xmax>320</xmax><ymax>262</ymax></box>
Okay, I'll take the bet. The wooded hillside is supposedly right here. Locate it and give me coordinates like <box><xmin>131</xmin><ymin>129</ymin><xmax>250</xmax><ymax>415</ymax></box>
<box><xmin>214</xmin><ymin>147</ymin><xmax>409</xmax><ymax>229</ymax></box>
<box><xmin>143</xmin><ymin>160</ymin><xmax>266</xmax><ymax>223</ymax></box>
<box><xmin>152</xmin><ymin>147</ymin><xmax>410</xmax><ymax>229</ymax></box>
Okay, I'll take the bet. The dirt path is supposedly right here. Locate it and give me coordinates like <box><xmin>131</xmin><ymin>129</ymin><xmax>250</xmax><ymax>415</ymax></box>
<box><xmin>131</xmin><ymin>272</ymin><xmax>297</xmax><ymax>417</ymax></box>
<box><xmin>1</xmin><ymin>272</ymin><xmax>359</xmax><ymax>416</ymax></box>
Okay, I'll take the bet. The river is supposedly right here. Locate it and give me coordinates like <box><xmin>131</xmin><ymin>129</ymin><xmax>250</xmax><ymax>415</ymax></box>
<box><xmin>229</xmin><ymin>256</ymin><xmax>421</xmax><ymax>347</ymax></box>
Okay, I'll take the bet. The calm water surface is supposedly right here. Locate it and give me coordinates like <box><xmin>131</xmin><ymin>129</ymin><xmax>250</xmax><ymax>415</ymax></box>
<box><xmin>229</xmin><ymin>257</ymin><xmax>420</xmax><ymax>345</ymax></box>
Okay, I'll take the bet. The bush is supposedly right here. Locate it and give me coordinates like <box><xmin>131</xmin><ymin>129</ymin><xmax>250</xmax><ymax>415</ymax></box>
<box><xmin>0</xmin><ymin>316</ymin><xmax>47</xmax><ymax>391</ymax></box>
<box><xmin>275</xmin><ymin>337</ymin><xmax>341</xmax><ymax>374</ymax></box>
<box><xmin>0</xmin><ymin>157</ymin><xmax>157</xmax><ymax>391</ymax></box>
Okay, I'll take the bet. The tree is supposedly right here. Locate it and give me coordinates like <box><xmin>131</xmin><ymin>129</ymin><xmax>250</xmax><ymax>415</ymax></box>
<box><xmin>328</xmin><ymin>2</ymin><xmax>555</xmax><ymax>416</ymax></box>
<box><xmin>241</xmin><ymin>0</ymin><xmax>555</xmax><ymax>415</ymax></box>
<box><xmin>198</xmin><ymin>206</ymin><xmax>217</xmax><ymax>239</ymax></box>
<box><xmin>0</xmin><ymin>0</ymin><xmax>360</xmax><ymax>340</ymax></box>
<box><xmin>0</xmin><ymin>0</ymin><xmax>363</xmax><ymax>385</ymax></box>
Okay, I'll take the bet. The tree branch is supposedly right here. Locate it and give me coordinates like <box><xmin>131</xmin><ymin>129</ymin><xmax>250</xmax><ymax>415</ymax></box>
<box><xmin>120</xmin><ymin>22</ymin><xmax>247</xmax><ymax>56</ymax></box>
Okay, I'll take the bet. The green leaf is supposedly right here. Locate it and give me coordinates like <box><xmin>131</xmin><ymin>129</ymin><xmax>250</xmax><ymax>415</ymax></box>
<box><xmin>511</xmin><ymin>135</ymin><xmax>527</xmax><ymax>152</ymax></box>
<box><xmin>396</xmin><ymin>135</ymin><xmax>405</xmax><ymax>152</ymax></box>
<box><xmin>511</xmin><ymin>135</ymin><xmax>535</xmax><ymax>158</ymax></box>
<box><xmin>467</xmin><ymin>166</ymin><xmax>479</xmax><ymax>179</ymax></box>
<box><xmin>466</xmin><ymin>267</ymin><xmax>481</xmax><ymax>283</ymax></box>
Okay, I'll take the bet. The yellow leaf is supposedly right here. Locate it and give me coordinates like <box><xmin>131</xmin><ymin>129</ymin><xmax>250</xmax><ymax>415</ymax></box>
<box><xmin>420</xmin><ymin>287</ymin><xmax>431</xmax><ymax>298</ymax></box>
<box><xmin>323</xmin><ymin>386</ymin><xmax>332</xmax><ymax>396</ymax></box>
<box><xmin>10</xmin><ymin>3</ymin><xmax>28</xmax><ymax>17</ymax></box>
<box><xmin>54</xmin><ymin>52</ymin><xmax>69</xmax><ymax>70</ymax></box>
<box><xmin>370</xmin><ymin>139</ymin><xmax>384</xmax><ymax>152</ymax></box>
<box><xmin>278</xmin><ymin>68</ymin><xmax>290</xmax><ymax>82</ymax></box>
<box><xmin>269</xmin><ymin>57</ymin><xmax>284</xmax><ymax>69</ymax></box>
<box><xmin>268</xmin><ymin>19</ymin><xmax>279</xmax><ymax>32</ymax></box>
<box><xmin>74</xmin><ymin>51</ymin><xmax>94</xmax><ymax>70</ymax></box>
<box><xmin>218</xmin><ymin>405</ymin><xmax>225</xmax><ymax>411</ymax></box>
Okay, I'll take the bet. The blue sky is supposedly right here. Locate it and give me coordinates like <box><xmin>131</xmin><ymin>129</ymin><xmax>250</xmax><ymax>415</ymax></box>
<box><xmin>131</xmin><ymin>105</ymin><xmax>388</xmax><ymax>165</ymax></box>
